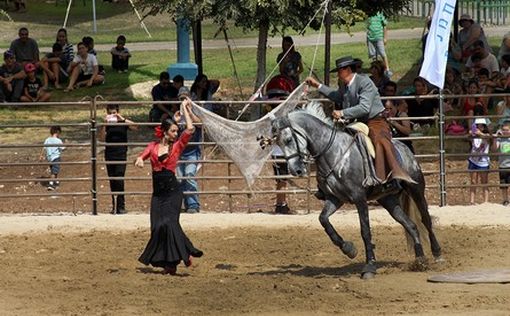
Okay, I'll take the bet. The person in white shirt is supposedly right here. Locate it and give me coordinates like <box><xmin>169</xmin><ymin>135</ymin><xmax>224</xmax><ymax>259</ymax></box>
<box><xmin>465</xmin><ymin>40</ymin><xmax>499</xmax><ymax>75</ymax></box>
<box><xmin>65</xmin><ymin>42</ymin><xmax>104</xmax><ymax>92</ymax></box>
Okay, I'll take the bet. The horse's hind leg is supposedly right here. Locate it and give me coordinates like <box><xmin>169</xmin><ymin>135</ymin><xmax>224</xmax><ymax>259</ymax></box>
<box><xmin>405</xmin><ymin>185</ymin><xmax>442</xmax><ymax>260</ymax></box>
<box><xmin>319</xmin><ymin>198</ymin><xmax>357</xmax><ymax>259</ymax></box>
<box><xmin>377</xmin><ymin>195</ymin><xmax>426</xmax><ymax>262</ymax></box>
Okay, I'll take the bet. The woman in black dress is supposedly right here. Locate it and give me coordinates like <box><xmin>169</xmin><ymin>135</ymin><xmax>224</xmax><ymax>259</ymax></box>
<box><xmin>135</xmin><ymin>99</ymin><xmax>203</xmax><ymax>275</ymax></box>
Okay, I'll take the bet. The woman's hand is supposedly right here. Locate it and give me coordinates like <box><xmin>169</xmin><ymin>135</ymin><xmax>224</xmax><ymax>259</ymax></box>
<box><xmin>134</xmin><ymin>157</ymin><xmax>144</xmax><ymax>168</ymax></box>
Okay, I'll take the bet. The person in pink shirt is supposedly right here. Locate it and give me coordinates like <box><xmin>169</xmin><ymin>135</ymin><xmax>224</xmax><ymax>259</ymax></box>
<box><xmin>135</xmin><ymin>98</ymin><xmax>203</xmax><ymax>275</ymax></box>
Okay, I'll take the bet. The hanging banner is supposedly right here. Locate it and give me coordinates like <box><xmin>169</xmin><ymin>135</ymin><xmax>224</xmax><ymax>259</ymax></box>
<box><xmin>419</xmin><ymin>0</ymin><xmax>457</xmax><ymax>89</ymax></box>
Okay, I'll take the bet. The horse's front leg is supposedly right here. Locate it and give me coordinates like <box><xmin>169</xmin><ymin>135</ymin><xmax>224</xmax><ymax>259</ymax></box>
<box><xmin>319</xmin><ymin>197</ymin><xmax>357</xmax><ymax>259</ymax></box>
<box><xmin>354</xmin><ymin>200</ymin><xmax>377</xmax><ymax>279</ymax></box>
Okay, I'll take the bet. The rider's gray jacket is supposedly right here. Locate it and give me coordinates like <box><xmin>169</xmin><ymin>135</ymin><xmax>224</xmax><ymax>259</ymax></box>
<box><xmin>317</xmin><ymin>73</ymin><xmax>385</xmax><ymax>123</ymax></box>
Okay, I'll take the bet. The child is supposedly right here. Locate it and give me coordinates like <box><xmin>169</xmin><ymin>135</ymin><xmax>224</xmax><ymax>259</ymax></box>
<box><xmin>20</xmin><ymin>63</ymin><xmax>51</xmax><ymax>102</ymax></box>
<box><xmin>40</xmin><ymin>43</ymin><xmax>64</xmax><ymax>90</ymax></box>
<box><xmin>468</xmin><ymin>116</ymin><xmax>491</xmax><ymax>204</ymax></box>
<box><xmin>111</xmin><ymin>35</ymin><xmax>131</xmax><ymax>73</ymax></box>
<box><xmin>82</xmin><ymin>36</ymin><xmax>105</xmax><ymax>76</ymax></box>
<box><xmin>39</xmin><ymin>126</ymin><xmax>64</xmax><ymax>190</ymax></box>
<box><xmin>65</xmin><ymin>42</ymin><xmax>104</xmax><ymax>92</ymax></box>
<box><xmin>493</xmin><ymin>122</ymin><xmax>510</xmax><ymax>205</ymax></box>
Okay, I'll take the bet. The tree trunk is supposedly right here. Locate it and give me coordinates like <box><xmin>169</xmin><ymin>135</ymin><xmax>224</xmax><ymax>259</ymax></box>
<box><xmin>254</xmin><ymin>18</ymin><xmax>269</xmax><ymax>93</ymax></box>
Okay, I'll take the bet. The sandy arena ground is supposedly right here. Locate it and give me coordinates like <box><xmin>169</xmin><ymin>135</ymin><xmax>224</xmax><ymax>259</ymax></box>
<box><xmin>1</xmin><ymin>205</ymin><xmax>509</xmax><ymax>316</ymax></box>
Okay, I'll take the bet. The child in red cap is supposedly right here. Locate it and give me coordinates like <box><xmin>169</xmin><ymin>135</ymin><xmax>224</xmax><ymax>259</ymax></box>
<box><xmin>21</xmin><ymin>63</ymin><xmax>51</xmax><ymax>102</ymax></box>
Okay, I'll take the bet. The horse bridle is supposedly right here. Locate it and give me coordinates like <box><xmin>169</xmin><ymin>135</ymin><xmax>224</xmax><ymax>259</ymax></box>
<box><xmin>277</xmin><ymin>117</ymin><xmax>338</xmax><ymax>162</ymax></box>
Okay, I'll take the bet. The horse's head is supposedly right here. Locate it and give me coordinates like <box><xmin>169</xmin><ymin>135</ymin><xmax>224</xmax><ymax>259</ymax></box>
<box><xmin>271</xmin><ymin>116</ymin><xmax>308</xmax><ymax>177</ymax></box>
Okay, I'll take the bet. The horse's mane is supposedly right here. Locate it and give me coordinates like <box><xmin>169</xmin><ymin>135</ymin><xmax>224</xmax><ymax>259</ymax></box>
<box><xmin>297</xmin><ymin>100</ymin><xmax>334</xmax><ymax>127</ymax></box>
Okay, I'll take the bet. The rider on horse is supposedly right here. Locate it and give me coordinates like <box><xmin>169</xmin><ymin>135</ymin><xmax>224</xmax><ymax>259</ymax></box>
<box><xmin>306</xmin><ymin>56</ymin><xmax>415</xmax><ymax>196</ymax></box>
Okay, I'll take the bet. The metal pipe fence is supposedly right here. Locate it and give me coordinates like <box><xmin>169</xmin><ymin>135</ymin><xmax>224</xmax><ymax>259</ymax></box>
<box><xmin>1</xmin><ymin>92</ymin><xmax>510</xmax><ymax>213</ymax></box>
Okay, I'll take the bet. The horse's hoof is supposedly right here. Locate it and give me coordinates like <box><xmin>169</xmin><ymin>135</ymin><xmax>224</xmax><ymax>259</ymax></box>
<box><xmin>361</xmin><ymin>271</ymin><xmax>376</xmax><ymax>280</ymax></box>
<box><xmin>341</xmin><ymin>241</ymin><xmax>357</xmax><ymax>259</ymax></box>
<box><xmin>410</xmin><ymin>256</ymin><xmax>429</xmax><ymax>271</ymax></box>
<box><xmin>434</xmin><ymin>255</ymin><xmax>446</xmax><ymax>264</ymax></box>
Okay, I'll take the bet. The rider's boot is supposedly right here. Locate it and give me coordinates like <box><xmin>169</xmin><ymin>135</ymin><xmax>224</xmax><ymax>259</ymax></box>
<box><xmin>368</xmin><ymin>178</ymin><xmax>402</xmax><ymax>200</ymax></box>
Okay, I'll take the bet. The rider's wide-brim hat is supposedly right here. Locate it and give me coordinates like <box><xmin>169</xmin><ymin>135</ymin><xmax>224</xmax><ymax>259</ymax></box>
<box><xmin>330</xmin><ymin>56</ymin><xmax>358</xmax><ymax>73</ymax></box>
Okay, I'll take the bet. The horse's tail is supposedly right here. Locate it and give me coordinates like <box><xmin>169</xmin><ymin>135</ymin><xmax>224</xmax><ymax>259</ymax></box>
<box><xmin>399</xmin><ymin>190</ymin><xmax>430</xmax><ymax>254</ymax></box>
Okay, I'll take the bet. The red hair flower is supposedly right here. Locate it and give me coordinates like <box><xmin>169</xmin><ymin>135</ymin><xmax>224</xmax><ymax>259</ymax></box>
<box><xmin>154</xmin><ymin>126</ymin><xmax>164</xmax><ymax>139</ymax></box>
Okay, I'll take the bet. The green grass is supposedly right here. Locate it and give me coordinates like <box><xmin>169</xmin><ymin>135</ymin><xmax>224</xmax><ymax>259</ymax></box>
<box><xmin>0</xmin><ymin>0</ymin><xmax>426</xmax><ymax>47</ymax></box>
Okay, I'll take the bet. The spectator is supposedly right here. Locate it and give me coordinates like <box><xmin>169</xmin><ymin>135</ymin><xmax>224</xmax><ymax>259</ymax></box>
<box><xmin>111</xmin><ymin>35</ymin><xmax>131</xmax><ymax>73</ymax></box>
<box><xmin>468</xmin><ymin>115</ymin><xmax>491</xmax><ymax>205</ymax></box>
<box><xmin>496</xmin><ymin>94</ymin><xmax>510</xmax><ymax>128</ymax></box>
<box><xmin>175</xmin><ymin>87</ymin><xmax>202</xmax><ymax>214</ymax></box>
<box><xmin>56</xmin><ymin>28</ymin><xmax>74</xmax><ymax>76</ymax></box>
<box><xmin>14</xmin><ymin>0</ymin><xmax>26</xmax><ymax>12</ymax></box>
<box><xmin>190</xmin><ymin>74</ymin><xmax>220</xmax><ymax>113</ymax></box>
<box><xmin>406</xmin><ymin>77</ymin><xmax>439</xmax><ymax>126</ymax></box>
<box><xmin>39</xmin><ymin>126</ymin><xmax>64</xmax><ymax>191</ymax></box>
<box><xmin>384</xmin><ymin>99</ymin><xmax>414</xmax><ymax>153</ymax></box>
<box><xmin>369</xmin><ymin>60</ymin><xmax>389</xmax><ymax>95</ymax></box>
<box><xmin>478</xmin><ymin>68</ymin><xmax>497</xmax><ymax>108</ymax></box>
<box><xmin>497</xmin><ymin>32</ymin><xmax>510</xmax><ymax>63</ymax></box>
<box><xmin>444</xmin><ymin>67</ymin><xmax>463</xmax><ymax>108</ymax></box>
<box><xmin>40</xmin><ymin>43</ymin><xmax>64</xmax><ymax>90</ymax></box>
<box><xmin>9</xmin><ymin>27</ymin><xmax>39</xmax><ymax>67</ymax></box>
<box><xmin>82</xmin><ymin>36</ymin><xmax>105</xmax><ymax>75</ymax></box>
<box><xmin>493</xmin><ymin>121</ymin><xmax>510</xmax><ymax>205</ymax></box>
<box><xmin>172</xmin><ymin>74</ymin><xmax>184</xmax><ymax>92</ymax></box>
<box><xmin>465</xmin><ymin>40</ymin><xmax>499</xmax><ymax>75</ymax></box>
<box><xmin>458</xmin><ymin>14</ymin><xmax>491</xmax><ymax>60</ymax></box>
<box><xmin>366</xmin><ymin>11</ymin><xmax>392</xmax><ymax>77</ymax></box>
<box><xmin>0</xmin><ymin>50</ymin><xmax>26</xmax><ymax>102</ymax></box>
<box><xmin>99</xmin><ymin>104</ymin><xmax>137</xmax><ymax>214</ymax></box>
<box><xmin>277</xmin><ymin>36</ymin><xmax>303</xmax><ymax>87</ymax></box>
<box><xmin>150</xmin><ymin>72</ymin><xmax>179</xmax><ymax>122</ymax></box>
<box><xmin>64</xmin><ymin>42</ymin><xmax>104</xmax><ymax>92</ymax></box>
<box><xmin>461</xmin><ymin>80</ymin><xmax>486</xmax><ymax>128</ymax></box>
<box><xmin>500</xmin><ymin>54</ymin><xmax>510</xmax><ymax>80</ymax></box>
<box><xmin>20</xmin><ymin>63</ymin><xmax>50</xmax><ymax>102</ymax></box>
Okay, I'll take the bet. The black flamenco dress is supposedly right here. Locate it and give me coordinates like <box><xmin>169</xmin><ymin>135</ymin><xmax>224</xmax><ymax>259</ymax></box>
<box><xmin>137</xmin><ymin>133</ymin><xmax>203</xmax><ymax>269</ymax></box>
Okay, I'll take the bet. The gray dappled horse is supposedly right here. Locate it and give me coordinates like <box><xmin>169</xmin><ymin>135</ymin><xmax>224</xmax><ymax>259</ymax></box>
<box><xmin>270</xmin><ymin>101</ymin><xmax>442</xmax><ymax>279</ymax></box>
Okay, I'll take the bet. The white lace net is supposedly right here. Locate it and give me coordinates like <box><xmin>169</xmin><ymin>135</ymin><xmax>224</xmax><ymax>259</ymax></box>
<box><xmin>192</xmin><ymin>82</ymin><xmax>308</xmax><ymax>187</ymax></box>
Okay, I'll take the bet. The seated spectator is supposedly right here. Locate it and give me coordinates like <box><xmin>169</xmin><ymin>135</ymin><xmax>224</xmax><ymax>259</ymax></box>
<box><xmin>369</xmin><ymin>60</ymin><xmax>389</xmax><ymax>95</ymax></box>
<box><xmin>56</xmin><ymin>28</ymin><xmax>74</xmax><ymax>77</ymax></box>
<box><xmin>9</xmin><ymin>27</ymin><xmax>39</xmax><ymax>67</ymax></box>
<box><xmin>172</xmin><ymin>75</ymin><xmax>184</xmax><ymax>92</ymax></box>
<box><xmin>496</xmin><ymin>94</ymin><xmax>510</xmax><ymax>128</ymax></box>
<box><xmin>384</xmin><ymin>99</ymin><xmax>414</xmax><ymax>153</ymax></box>
<box><xmin>64</xmin><ymin>42</ymin><xmax>104</xmax><ymax>92</ymax></box>
<box><xmin>190</xmin><ymin>74</ymin><xmax>220</xmax><ymax>114</ymax></box>
<box><xmin>111</xmin><ymin>35</ymin><xmax>131</xmax><ymax>73</ymax></box>
<box><xmin>382</xmin><ymin>80</ymin><xmax>409</xmax><ymax>114</ymax></box>
<box><xmin>40</xmin><ymin>43</ymin><xmax>64</xmax><ymax>90</ymax></box>
<box><xmin>149</xmin><ymin>71</ymin><xmax>179</xmax><ymax>122</ymax></box>
<box><xmin>20</xmin><ymin>63</ymin><xmax>50</xmax><ymax>102</ymax></box>
<box><xmin>465</xmin><ymin>40</ymin><xmax>499</xmax><ymax>75</ymax></box>
<box><xmin>406</xmin><ymin>77</ymin><xmax>439</xmax><ymax>126</ymax></box>
<box><xmin>498</xmin><ymin>32</ymin><xmax>510</xmax><ymax>63</ymax></box>
<box><xmin>277</xmin><ymin>36</ymin><xmax>303</xmax><ymax>88</ymax></box>
<box><xmin>478</xmin><ymin>68</ymin><xmax>497</xmax><ymax>108</ymax></box>
<box><xmin>444</xmin><ymin>67</ymin><xmax>463</xmax><ymax>108</ymax></box>
<box><xmin>447</xmin><ymin>36</ymin><xmax>464</xmax><ymax>72</ymax></box>
<box><xmin>0</xmin><ymin>50</ymin><xmax>26</xmax><ymax>102</ymax></box>
<box><xmin>500</xmin><ymin>54</ymin><xmax>510</xmax><ymax>80</ymax></box>
<box><xmin>458</xmin><ymin>14</ymin><xmax>491</xmax><ymax>60</ymax></box>
<box><xmin>462</xmin><ymin>80</ymin><xmax>487</xmax><ymax>128</ymax></box>
<box><xmin>82</xmin><ymin>36</ymin><xmax>105</xmax><ymax>75</ymax></box>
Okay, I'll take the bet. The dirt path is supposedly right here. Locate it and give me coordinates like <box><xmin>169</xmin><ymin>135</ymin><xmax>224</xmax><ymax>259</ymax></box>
<box><xmin>0</xmin><ymin>206</ymin><xmax>509</xmax><ymax>315</ymax></box>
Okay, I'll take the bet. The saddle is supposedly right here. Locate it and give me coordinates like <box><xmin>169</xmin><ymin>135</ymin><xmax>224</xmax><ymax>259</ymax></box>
<box><xmin>346</xmin><ymin>122</ymin><xmax>380</xmax><ymax>187</ymax></box>
<box><xmin>347</xmin><ymin>122</ymin><xmax>375</xmax><ymax>158</ymax></box>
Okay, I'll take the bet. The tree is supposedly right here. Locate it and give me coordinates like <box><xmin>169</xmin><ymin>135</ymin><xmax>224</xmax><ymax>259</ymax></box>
<box><xmin>135</xmin><ymin>0</ymin><xmax>411</xmax><ymax>91</ymax></box>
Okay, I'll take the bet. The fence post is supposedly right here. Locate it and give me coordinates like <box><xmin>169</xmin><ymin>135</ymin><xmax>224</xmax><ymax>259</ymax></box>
<box><xmin>90</xmin><ymin>97</ymin><xmax>98</xmax><ymax>215</ymax></box>
<box><xmin>439</xmin><ymin>90</ymin><xmax>447</xmax><ymax>206</ymax></box>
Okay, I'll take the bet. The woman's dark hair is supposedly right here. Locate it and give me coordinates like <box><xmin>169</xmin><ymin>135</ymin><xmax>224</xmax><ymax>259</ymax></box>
<box><xmin>190</xmin><ymin>74</ymin><xmax>209</xmax><ymax>100</ymax></box>
<box><xmin>116</xmin><ymin>35</ymin><xmax>126</xmax><ymax>43</ymax></box>
<box><xmin>56</xmin><ymin>28</ymin><xmax>68</xmax><ymax>43</ymax></box>
<box><xmin>161</xmin><ymin>118</ymin><xmax>177</xmax><ymax>133</ymax></box>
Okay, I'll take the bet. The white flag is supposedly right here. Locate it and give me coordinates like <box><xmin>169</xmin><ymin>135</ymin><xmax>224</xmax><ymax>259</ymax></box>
<box><xmin>419</xmin><ymin>0</ymin><xmax>457</xmax><ymax>89</ymax></box>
